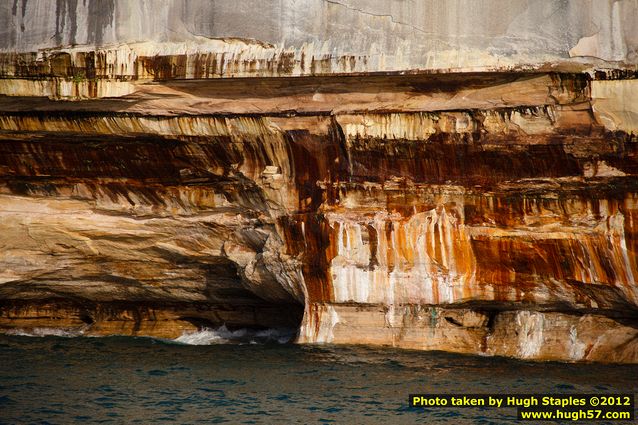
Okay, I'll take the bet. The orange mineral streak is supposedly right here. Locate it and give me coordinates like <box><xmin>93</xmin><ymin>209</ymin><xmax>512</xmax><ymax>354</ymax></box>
<box><xmin>468</xmin><ymin>194</ymin><xmax>638</xmax><ymax>303</ymax></box>
<box><xmin>1</xmin><ymin>69</ymin><xmax>638</xmax><ymax>361</ymax></box>
<box><xmin>321</xmin><ymin>205</ymin><xmax>477</xmax><ymax>305</ymax></box>
<box><xmin>291</xmin><ymin>190</ymin><xmax>638</xmax><ymax>308</ymax></box>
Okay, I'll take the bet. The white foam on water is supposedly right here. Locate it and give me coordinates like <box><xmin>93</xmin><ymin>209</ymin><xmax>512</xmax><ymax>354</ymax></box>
<box><xmin>5</xmin><ymin>327</ymin><xmax>86</xmax><ymax>338</ymax></box>
<box><xmin>2</xmin><ymin>325</ymin><xmax>296</xmax><ymax>344</ymax></box>
<box><xmin>173</xmin><ymin>325</ymin><xmax>296</xmax><ymax>345</ymax></box>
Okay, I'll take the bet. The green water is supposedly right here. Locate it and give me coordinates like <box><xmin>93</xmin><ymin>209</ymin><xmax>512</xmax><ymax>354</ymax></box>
<box><xmin>0</xmin><ymin>333</ymin><xmax>636</xmax><ymax>424</ymax></box>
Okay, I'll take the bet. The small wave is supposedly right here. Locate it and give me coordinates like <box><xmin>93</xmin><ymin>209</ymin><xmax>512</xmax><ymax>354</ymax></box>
<box><xmin>174</xmin><ymin>325</ymin><xmax>296</xmax><ymax>345</ymax></box>
<box><xmin>3</xmin><ymin>325</ymin><xmax>297</xmax><ymax>344</ymax></box>
<box><xmin>5</xmin><ymin>327</ymin><xmax>86</xmax><ymax>338</ymax></box>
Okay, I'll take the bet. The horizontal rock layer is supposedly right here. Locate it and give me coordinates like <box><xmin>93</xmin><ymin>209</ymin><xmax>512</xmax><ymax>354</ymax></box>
<box><xmin>300</xmin><ymin>305</ymin><xmax>638</xmax><ymax>363</ymax></box>
<box><xmin>2</xmin><ymin>0</ymin><xmax>638</xmax><ymax>73</ymax></box>
<box><xmin>0</xmin><ymin>70</ymin><xmax>637</xmax><ymax>362</ymax></box>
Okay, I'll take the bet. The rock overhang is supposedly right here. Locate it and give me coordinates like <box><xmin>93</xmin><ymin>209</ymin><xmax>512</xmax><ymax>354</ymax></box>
<box><xmin>1</xmin><ymin>0</ymin><xmax>638</xmax><ymax>362</ymax></box>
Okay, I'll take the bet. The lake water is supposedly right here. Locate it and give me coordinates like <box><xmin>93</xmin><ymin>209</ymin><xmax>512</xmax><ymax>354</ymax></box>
<box><xmin>0</xmin><ymin>328</ymin><xmax>636</xmax><ymax>424</ymax></box>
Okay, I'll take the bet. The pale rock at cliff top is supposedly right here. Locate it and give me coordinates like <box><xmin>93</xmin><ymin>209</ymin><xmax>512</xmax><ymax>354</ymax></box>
<box><xmin>0</xmin><ymin>0</ymin><xmax>638</xmax><ymax>363</ymax></box>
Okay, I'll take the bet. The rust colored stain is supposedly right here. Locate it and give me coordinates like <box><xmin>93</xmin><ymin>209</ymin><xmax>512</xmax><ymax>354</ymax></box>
<box><xmin>279</xmin><ymin>214</ymin><xmax>336</xmax><ymax>303</ymax></box>
<box><xmin>0</xmin><ymin>71</ymin><xmax>637</xmax><ymax>317</ymax></box>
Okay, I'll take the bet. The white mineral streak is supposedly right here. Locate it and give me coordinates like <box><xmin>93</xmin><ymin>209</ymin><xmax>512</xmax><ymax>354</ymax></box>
<box><xmin>326</xmin><ymin>208</ymin><xmax>476</xmax><ymax>305</ymax></box>
<box><xmin>338</xmin><ymin>113</ymin><xmax>439</xmax><ymax>141</ymax></box>
<box><xmin>608</xmin><ymin>212</ymin><xmax>638</xmax><ymax>303</ymax></box>
<box><xmin>569</xmin><ymin>325</ymin><xmax>587</xmax><ymax>361</ymax></box>
<box><xmin>3</xmin><ymin>1</ymin><xmax>637</xmax><ymax>71</ymax></box>
<box><xmin>0</xmin><ymin>38</ymin><xmax>517</xmax><ymax>84</ymax></box>
<box><xmin>298</xmin><ymin>303</ymin><xmax>340</xmax><ymax>343</ymax></box>
<box><xmin>336</xmin><ymin>109</ymin><xmax>564</xmax><ymax>143</ymax></box>
<box><xmin>516</xmin><ymin>311</ymin><xmax>544</xmax><ymax>359</ymax></box>
<box><xmin>1</xmin><ymin>1</ymin><xmax>637</xmax><ymax>102</ymax></box>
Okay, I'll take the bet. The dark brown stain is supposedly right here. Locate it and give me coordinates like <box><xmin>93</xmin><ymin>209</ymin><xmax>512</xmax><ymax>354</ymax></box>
<box><xmin>0</xmin><ymin>70</ymin><xmax>637</xmax><ymax>321</ymax></box>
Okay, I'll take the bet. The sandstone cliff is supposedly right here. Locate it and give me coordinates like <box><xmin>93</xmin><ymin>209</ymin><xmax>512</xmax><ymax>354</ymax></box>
<box><xmin>1</xmin><ymin>0</ymin><xmax>638</xmax><ymax>363</ymax></box>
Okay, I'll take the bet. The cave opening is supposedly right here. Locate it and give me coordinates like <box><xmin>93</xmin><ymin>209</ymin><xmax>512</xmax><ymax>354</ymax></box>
<box><xmin>194</xmin><ymin>261</ymin><xmax>306</xmax><ymax>342</ymax></box>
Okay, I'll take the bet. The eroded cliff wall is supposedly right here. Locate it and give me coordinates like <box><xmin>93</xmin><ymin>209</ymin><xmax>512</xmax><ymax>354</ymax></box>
<box><xmin>1</xmin><ymin>0</ymin><xmax>637</xmax><ymax>362</ymax></box>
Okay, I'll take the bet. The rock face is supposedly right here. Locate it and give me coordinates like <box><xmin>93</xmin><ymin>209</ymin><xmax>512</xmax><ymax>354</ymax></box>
<box><xmin>1</xmin><ymin>1</ymin><xmax>638</xmax><ymax>363</ymax></box>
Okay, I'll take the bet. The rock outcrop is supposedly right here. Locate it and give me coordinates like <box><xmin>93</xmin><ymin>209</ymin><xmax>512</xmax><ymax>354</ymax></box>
<box><xmin>1</xmin><ymin>0</ymin><xmax>637</xmax><ymax>362</ymax></box>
